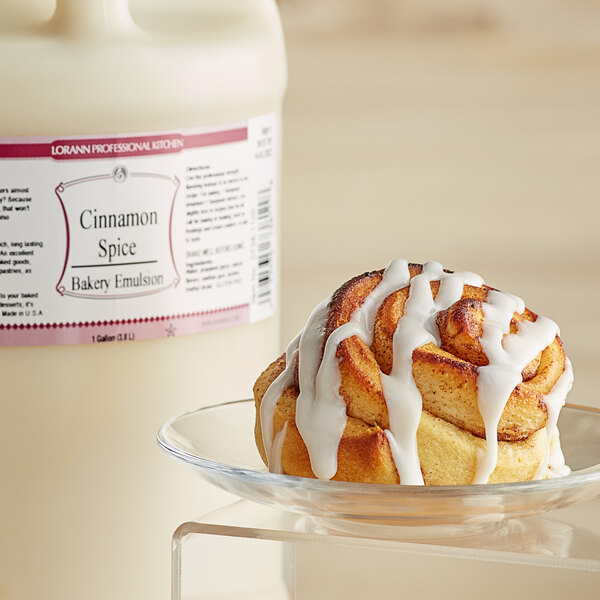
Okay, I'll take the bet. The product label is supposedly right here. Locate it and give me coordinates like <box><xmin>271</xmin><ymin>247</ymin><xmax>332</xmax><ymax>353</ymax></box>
<box><xmin>0</xmin><ymin>115</ymin><xmax>277</xmax><ymax>346</ymax></box>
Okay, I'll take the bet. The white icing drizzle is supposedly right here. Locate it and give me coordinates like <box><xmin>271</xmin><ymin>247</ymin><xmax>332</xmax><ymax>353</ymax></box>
<box><xmin>534</xmin><ymin>358</ymin><xmax>574</xmax><ymax>479</ymax></box>
<box><xmin>547</xmin><ymin>433</ymin><xmax>571</xmax><ymax>478</ymax></box>
<box><xmin>260</xmin><ymin>259</ymin><xmax>571</xmax><ymax>486</ymax></box>
<box><xmin>382</xmin><ymin>262</ymin><xmax>483</xmax><ymax>484</ymax></box>
<box><xmin>297</xmin><ymin>259</ymin><xmax>413</xmax><ymax>479</ymax></box>
<box><xmin>259</xmin><ymin>332</ymin><xmax>299</xmax><ymax>465</ymax></box>
<box><xmin>474</xmin><ymin>290</ymin><xmax>559</xmax><ymax>483</ymax></box>
<box><xmin>259</xmin><ymin>299</ymin><xmax>329</xmax><ymax>467</ymax></box>
<box><xmin>269</xmin><ymin>421</ymin><xmax>289</xmax><ymax>474</ymax></box>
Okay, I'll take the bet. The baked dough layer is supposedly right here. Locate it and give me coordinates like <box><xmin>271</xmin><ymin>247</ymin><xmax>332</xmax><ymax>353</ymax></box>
<box><xmin>254</xmin><ymin>355</ymin><xmax>547</xmax><ymax>485</ymax></box>
<box><xmin>254</xmin><ymin>264</ymin><xmax>566</xmax><ymax>485</ymax></box>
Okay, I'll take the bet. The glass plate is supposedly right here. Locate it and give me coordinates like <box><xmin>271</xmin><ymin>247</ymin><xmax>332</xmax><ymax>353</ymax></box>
<box><xmin>158</xmin><ymin>400</ymin><xmax>600</xmax><ymax>527</ymax></box>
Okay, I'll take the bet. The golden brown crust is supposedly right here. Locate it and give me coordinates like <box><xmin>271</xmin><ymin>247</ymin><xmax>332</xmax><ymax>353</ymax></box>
<box><xmin>436</xmin><ymin>297</ymin><xmax>541</xmax><ymax>379</ymax></box>
<box><xmin>254</xmin><ymin>264</ymin><xmax>567</xmax><ymax>485</ymax></box>
<box><xmin>254</xmin><ymin>356</ymin><xmax>546</xmax><ymax>485</ymax></box>
<box><xmin>325</xmin><ymin>270</ymin><xmax>383</xmax><ymax>337</ymax></box>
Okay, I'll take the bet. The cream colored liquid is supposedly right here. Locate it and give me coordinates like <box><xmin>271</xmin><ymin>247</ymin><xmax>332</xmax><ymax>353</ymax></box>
<box><xmin>0</xmin><ymin>1</ymin><xmax>286</xmax><ymax>599</ymax></box>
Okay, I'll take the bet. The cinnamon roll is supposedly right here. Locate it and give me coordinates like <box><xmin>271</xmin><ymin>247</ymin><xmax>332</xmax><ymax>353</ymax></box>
<box><xmin>254</xmin><ymin>260</ymin><xmax>573</xmax><ymax>485</ymax></box>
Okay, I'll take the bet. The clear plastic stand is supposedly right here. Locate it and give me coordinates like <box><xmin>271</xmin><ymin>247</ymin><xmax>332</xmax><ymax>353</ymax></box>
<box><xmin>173</xmin><ymin>498</ymin><xmax>600</xmax><ymax>599</ymax></box>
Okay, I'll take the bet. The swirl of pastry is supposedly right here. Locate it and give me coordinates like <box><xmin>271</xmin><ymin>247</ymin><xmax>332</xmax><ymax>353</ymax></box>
<box><xmin>254</xmin><ymin>260</ymin><xmax>572</xmax><ymax>485</ymax></box>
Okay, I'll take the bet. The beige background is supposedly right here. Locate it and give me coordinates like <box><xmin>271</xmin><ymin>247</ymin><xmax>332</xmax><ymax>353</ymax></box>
<box><xmin>277</xmin><ymin>0</ymin><xmax>600</xmax><ymax>409</ymax></box>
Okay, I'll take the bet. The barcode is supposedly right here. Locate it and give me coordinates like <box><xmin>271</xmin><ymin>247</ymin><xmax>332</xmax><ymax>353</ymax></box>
<box><xmin>257</xmin><ymin>191</ymin><xmax>273</xmax><ymax>305</ymax></box>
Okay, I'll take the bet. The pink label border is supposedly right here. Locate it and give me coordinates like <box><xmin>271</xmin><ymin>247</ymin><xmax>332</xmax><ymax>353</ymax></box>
<box><xmin>54</xmin><ymin>172</ymin><xmax>181</xmax><ymax>299</ymax></box>
<box><xmin>0</xmin><ymin>128</ymin><xmax>248</xmax><ymax>160</ymax></box>
<box><xmin>0</xmin><ymin>119</ymin><xmax>262</xmax><ymax>346</ymax></box>
<box><xmin>0</xmin><ymin>305</ymin><xmax>249</xmax><ymax>346</ymax></box>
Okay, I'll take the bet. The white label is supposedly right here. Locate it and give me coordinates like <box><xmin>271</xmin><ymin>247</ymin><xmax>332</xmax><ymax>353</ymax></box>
<box><xmin>0</xmin><ymin>114</ymin><xmax>277</xmax><ymax>345</ymax></box>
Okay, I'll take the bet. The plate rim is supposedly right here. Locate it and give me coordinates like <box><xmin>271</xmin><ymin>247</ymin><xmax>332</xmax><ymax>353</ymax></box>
<box><xmin>157</xmin><ymin>399</ymin><xmax>600</xmax><ymax>499</ymax></box>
